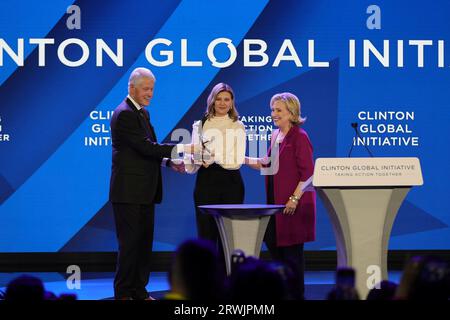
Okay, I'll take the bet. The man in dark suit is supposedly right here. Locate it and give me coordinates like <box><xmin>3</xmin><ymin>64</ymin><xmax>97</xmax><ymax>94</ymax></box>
<box><xmin>109</xmin><ymin>67</ymin><xmax>189</xmax><ymax>300</ymax></box>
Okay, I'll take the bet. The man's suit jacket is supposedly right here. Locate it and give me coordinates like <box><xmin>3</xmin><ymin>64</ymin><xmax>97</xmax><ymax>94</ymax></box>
<box><xmin>109</xmin><ymin>98</ymin><xmax>174</xmax><ymax>205</ymax></box>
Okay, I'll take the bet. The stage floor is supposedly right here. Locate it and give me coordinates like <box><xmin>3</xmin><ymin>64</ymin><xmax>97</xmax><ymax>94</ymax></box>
<box><xmin>0</xmin><ymin>271</ymin><xmax>402</xmax><ymax>300</ymax></box>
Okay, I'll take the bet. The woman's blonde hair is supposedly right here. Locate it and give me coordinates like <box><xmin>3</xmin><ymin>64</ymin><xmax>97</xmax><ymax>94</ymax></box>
<box><xmin>270</xmin><ymin>92</ymin><xmax>306</xmax><ymax>125</ymax></box>
<box><xmin>205</xmin><ymin>83</ymin><xmax>239</xmax><ymax>121</ymax></box>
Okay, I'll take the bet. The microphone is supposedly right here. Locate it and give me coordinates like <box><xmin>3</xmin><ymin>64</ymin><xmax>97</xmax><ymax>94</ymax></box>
<box><xmin>347</xmin><ymin>122</ymin><xmax>374</xmax><ymax>157</ymax></box>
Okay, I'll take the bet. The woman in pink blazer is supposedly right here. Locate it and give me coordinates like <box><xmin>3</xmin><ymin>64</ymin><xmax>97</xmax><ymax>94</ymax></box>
<box><xmin>246</xmin><ymin>92</ymin><xmax>316</xmax><ymax>299</ymax></box>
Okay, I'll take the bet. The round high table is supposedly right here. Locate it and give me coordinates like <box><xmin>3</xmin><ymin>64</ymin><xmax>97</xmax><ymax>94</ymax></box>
<box><xmin>197</xmin><ymin>204</ymin><xmax>285</xmax><ymax>275</ymax></box>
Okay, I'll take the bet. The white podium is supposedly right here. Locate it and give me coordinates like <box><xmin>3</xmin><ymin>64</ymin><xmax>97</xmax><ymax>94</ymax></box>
<box><xmin>310</xmin><ymin>157</ymin><xmax>423</xmax><ymax>298</ymax></box>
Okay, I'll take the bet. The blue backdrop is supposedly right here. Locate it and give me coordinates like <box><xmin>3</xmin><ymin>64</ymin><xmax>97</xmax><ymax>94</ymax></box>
<box><xmin>0</xmin><ymin>0</ymin><xmax>449</xmax><ymax>252</ymax></box>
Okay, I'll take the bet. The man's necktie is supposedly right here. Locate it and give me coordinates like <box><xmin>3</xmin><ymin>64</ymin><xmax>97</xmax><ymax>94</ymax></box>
<box><xmin>139</xmin><ymin>109</ymin><xmax>156</xmax><ymax>142</ymax></box>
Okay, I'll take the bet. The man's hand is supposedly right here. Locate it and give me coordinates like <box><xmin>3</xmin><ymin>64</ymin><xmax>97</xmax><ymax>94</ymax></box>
<box><xmin>170</xmin><ymin>159</ymin><xmax>185</xmax><ymax>173</ymax></box>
